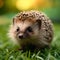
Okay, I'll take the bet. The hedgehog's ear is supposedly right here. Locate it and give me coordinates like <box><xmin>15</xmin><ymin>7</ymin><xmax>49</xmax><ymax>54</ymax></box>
<box><xmin>13</xmin><ymin>18</ymin><xmax>16</xmax><ymax>25</ymax></box>
<box><xmin>36</xmin><ymin>19</ymin><xmax>42</xmax><ymax>29</ymax></box>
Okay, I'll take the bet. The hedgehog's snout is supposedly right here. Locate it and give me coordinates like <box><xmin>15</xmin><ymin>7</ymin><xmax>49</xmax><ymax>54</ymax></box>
<box><xmin>17</xmin><ymin>32</ymin><xmax>30</xmax><ymax>39</ymax></box>
<box><xmin>18</xmin><ymin>33</ymin><xmax>24</xmax><ymax>39</ymax></box>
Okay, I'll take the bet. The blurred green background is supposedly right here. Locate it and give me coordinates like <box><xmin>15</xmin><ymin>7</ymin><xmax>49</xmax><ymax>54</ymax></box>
<box><xmin>0</xmin><ymin>0</ymin><xmax>60</xmax><ymax>60</ymax></box>
<box><xmin>0</xmin><ymin>0</ymin><xmax>60</xmax><ymax>23</ymax></box>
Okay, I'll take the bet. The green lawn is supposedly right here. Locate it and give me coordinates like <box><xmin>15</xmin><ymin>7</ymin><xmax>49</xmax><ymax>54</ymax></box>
<box><xmin>0</xmin><ymin>17</ymin><xmax>60</xmax><ymax>60</ymax></box>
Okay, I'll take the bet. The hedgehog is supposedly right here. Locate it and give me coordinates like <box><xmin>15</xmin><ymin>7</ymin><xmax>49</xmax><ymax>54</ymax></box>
<box><xmin>8</xmin><ymin>10</ymin><xmax>54</xmax><ymax>50</ymax></box>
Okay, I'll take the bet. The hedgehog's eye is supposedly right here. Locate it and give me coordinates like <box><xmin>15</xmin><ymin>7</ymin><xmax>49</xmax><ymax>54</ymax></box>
<box><xmin>16</xmin><ymin>27</ymin><xmax>20</xmax><ymax>32</ymax></box>
<box><xmin>27</xmin><ymin>27</ymin><xmax>33</xmax><ymax>32</ymax></box>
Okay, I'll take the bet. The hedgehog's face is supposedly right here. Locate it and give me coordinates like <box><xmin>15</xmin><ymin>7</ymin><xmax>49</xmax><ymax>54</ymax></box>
<box><xmin>10</xmin><ymin>17</ymin><xmax>41</xmax><ymax>42</ymax></box>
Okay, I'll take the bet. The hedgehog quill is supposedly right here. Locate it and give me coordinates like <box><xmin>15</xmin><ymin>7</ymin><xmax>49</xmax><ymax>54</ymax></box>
<box><xmin>8</xmin><ymin>10</ymin><xmax>54</xmax><ymax>50</ymax></box>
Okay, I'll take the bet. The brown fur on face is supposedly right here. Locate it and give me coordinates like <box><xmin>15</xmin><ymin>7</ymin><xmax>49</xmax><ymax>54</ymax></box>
<box><xmin>8</xmin><ymin>10</ymin><xmax>54</xmax><ymax>50</ymax></box>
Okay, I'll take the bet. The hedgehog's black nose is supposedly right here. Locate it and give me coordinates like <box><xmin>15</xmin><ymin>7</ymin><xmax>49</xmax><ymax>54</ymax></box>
<box><xmin>18</xmin><ymin>35</ymin><xmax>23</xmax><ymax>39</ymax></box>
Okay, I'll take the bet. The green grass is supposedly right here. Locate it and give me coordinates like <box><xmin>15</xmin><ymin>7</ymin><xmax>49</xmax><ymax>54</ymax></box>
<box><xmin>0</xmin><ymin>21</ymin><xmax>60</xmax><ymax>60</ymax></box>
